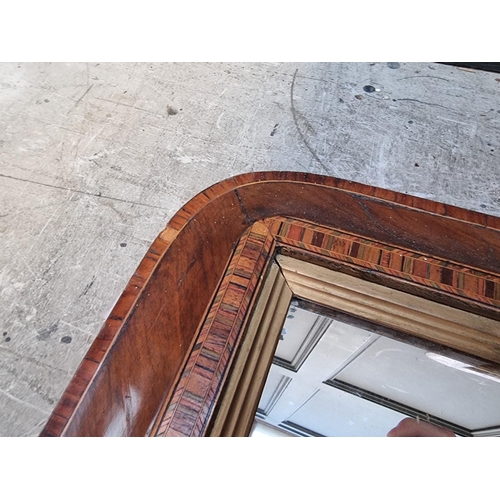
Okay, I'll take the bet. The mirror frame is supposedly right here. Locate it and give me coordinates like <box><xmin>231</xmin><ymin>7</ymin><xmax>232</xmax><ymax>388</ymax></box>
<box><xmin>40</xmin><ymin>172</ymin><xmax>500</xmax><ymax>437</ymax></box>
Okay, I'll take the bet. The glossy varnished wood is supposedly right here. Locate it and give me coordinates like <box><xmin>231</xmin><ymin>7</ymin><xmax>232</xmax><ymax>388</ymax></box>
<box><xmin>40</xmin><ymin>172</ymin><xmax>500</xmax><ymax>436</ymax></box>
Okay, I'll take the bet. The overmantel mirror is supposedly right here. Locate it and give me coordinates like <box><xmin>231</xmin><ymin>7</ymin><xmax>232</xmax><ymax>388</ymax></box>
<box><xmin>40</xmin><ymin>172</ymin><xmax>500</xmax><ymax>437</ymax></box>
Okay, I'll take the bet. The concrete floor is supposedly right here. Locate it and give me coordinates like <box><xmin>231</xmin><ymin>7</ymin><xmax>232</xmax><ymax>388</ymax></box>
<box><xmin>1</xmin><ymin>62</ymin><xmax>499</xmax><ymax>437</ymax></box>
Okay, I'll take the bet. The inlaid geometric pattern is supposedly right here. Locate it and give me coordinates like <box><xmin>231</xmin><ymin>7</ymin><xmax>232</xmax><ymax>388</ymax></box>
<box><xmin>267</xmin><ymin>216</ymin><xmax>500</xmax><ymax>308</ymax></box>
<box><xmin>155</xmin><ymin>221</ymin><xmax>275</xmax><ymax>436</ymax></box>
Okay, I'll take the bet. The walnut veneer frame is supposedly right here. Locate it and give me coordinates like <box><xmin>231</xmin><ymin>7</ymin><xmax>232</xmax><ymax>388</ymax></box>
<box><xmin>40</xmin><ymin>172</ymin><xmax>500</xmax><ymax>437</ymax></box>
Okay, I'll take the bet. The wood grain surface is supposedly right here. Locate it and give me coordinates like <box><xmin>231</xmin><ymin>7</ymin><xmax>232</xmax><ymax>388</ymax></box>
<box><xmin>40</xmin><ymin>172</ymin><xmax>500</xmax><ymax>436</ymax></box>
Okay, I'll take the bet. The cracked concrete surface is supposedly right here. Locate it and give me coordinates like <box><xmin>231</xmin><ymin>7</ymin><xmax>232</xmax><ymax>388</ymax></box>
<box><xmin>1</xmin><ymin>62</ymin><xmax>499</xmax><ymax>436</ymax></box>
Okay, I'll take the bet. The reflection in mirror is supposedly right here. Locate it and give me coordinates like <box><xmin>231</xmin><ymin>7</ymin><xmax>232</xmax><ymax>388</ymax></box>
<box><xmin>250</xmin><ymin>300</ymin><xmax>500</xmax><ymax>437</ymax></box>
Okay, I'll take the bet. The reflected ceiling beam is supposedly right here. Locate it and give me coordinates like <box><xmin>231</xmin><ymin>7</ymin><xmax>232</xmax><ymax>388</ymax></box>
<box><xmin>324</xmin><ymin>379</ymin><xmax>472</xmax><ymax>437</ymax></box>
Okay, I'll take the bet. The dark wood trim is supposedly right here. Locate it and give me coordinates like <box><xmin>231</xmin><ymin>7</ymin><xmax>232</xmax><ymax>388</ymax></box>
<box><xmin>39</xmin><ymin>172</ymin><xmax>500</xmax><ymax>437</ymax></box>
<box><xmin>439</xmin><ymin>62</ymin><xmax>500</xmax><ymax>74</ymax></box>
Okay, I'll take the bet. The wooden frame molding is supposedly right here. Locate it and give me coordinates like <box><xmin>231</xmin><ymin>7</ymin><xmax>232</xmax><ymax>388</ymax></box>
<box><xmin>206</xmin><ymin>262</ymin><xmax>292</xmax><ymax>437</ymax></box>
<box><xmin>40</xmin><ymin>172</ymin><xmax>500</xmax><ymax>437</ymax></box>
<box><xmin>278</xmin><ymin>255</ymin><xmax>500</xmax><ymax>365</ymax></box>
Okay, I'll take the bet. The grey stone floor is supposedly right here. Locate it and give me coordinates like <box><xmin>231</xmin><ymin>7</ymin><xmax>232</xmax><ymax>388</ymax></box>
<box><xmin>1</xmin><ymin>62</ymin><xmax>499</xmax><ymax>436</ymax></box>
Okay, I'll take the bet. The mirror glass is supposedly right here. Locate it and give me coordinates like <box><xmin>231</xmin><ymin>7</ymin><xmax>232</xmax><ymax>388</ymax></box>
<box><xmin>250</xmin><ymin>300</ymin><xmax>500</xmax><ymax>437</ymax></box>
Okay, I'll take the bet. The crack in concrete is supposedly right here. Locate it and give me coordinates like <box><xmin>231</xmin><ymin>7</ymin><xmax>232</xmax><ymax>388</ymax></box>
<box><xmin>0</xmin><ymin>172</ymin><xmax>169</xmax><ymax>211</ymax></box>
<box><xmin>290</xmin><ymin>69</ymin><xmax>330</xmax><ymax>175</ymax></box>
